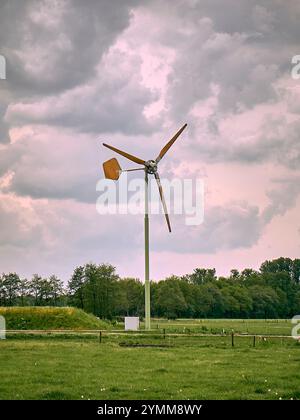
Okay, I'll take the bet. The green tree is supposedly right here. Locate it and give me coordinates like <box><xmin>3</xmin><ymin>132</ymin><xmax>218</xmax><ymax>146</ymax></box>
<box><xmin>48</xmin><ymin>275</ymin><xmax>64</xmax><ymax>305</ymax></box>
<box><xmin>68</xmin><ymin>266</ymin><xmax>85</xmax><ymax>308</ymax></box>
<box><xmin>18</xmin><ymin>278</ymin><xmax>29</xmax><ymax>306</ymax></box>
<box><xmin>240</xmin><ymin>269</ymin><xmax>259</xmax><ymax>281</ymax></box>
<box><xmin>193</xmin><ymin>285</ymin><xmax>213</xmax><ymax>317</ymax></box>
<box><xmin>221</xmin><ymin>288</ymin><xmax>240</xmax><ymax>317</ymax></box>
<box><xmin>0</xmin><ymin>275</ymin><xmax>6</xmax><ymax>305</ymax></box>
<box><xmin>83</xmin><ymin>263</ymin><xmax>119</xmax><ymax>318</ymax></box>
<box><xmin>116</xmin><ymin>278</ymin><xmax>144</xmax><ymax>316</ymax></box>
<box><xmin>249</xmin><ymin>285</ymin><xmax>280</xmax><ymax>318</ymax></box>
<box><xmin>293</xmin><ymin>259</ymin><xmax>300</xmax><ymax>284</ymax></box>
<box><xmin>156</xmin><ymin>280</ymin><xmax>187</xmax><ymax>319</ymax></box>
<box><xmin>206</xmin><ymin>283</ymin><xmax>225</xmax><ymax>317</ymax></box>
<box><xmin>221</xmin><ymin>285</ymin><xmax>253</xmax><ymax>317</ymax></box>
<box><xmin>260</xmin><ymin>257</ymin><xmax>300</xmax><ymax>283</ymax></box>
<box><xmin>229</xmin><ymin>269</ymin><xmax>240</xmax><ymax>280</ymax></box>
<box><xmin>1</xmin><ymin>273</ymin><xmax>21</xmax><ymax>306</ymax></box>
<box><xmin>28</xmin><ymin>274</ymin><xmax>52</xmax><ymax>306</ymax></box>
<box><xmin>188</xmin><ymin>268</ymin><xmax>217</xmax><ymax>285</ymax></box>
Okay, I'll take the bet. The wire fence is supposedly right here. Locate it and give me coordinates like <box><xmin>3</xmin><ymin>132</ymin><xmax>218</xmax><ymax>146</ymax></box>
<box><xmin>3</xmin><ymin>329</ymin><xmax>299</xmax><ymax>348</ymax></box>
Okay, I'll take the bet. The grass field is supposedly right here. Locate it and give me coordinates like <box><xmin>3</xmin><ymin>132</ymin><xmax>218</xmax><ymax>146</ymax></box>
<box><xmin>1</xmin><ymin>318</ymin><xmax>299</xmax><ymax>400</ymax></box>
<box><xmin>143</xmin><ymin>318</ymin><xmax>293</xmax><ymax>336</ymax></box>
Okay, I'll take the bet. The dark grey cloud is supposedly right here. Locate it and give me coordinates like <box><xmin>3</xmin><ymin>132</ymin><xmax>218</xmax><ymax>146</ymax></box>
<box><xmin>0</xmin><ymin>0</ymin><xmax>159</xmax><ymax>204</ymax></box>
<box><xmin>163</xmin><ymin>0</ymin><xmax>297</xmax><ymax>116</ymax></box>
<box><xmin>0</xmin><ymin>97</ymin><xmax>10</xmax><ymax>143</ymax></box>
<box><xmin>1</xmin><ymin>0</ymin><xmax>157</xmax><ymax>141</ymax></box>
<box><xmin>1</xmin><ymin>0</ymin><xmax>138</xmax><ymax>95</ymax></box>
<box><xmin>178</xmin><ymin>0</ymin><xmax>300</xmax><ymax>44</ymax></box>
<box><xmin>139</xmin><ymin>0</ymin><xmax>300</xmax><ymax>169</ymax></box>
<box><xmin>183</xmin><ymin>117</ymin><xmax>300</xmax><ymax>170</ymax></box>
<box><xmin>5</xmin><ymin>49</ymin><xmax>158</xmax><ymax>135</ymax></box>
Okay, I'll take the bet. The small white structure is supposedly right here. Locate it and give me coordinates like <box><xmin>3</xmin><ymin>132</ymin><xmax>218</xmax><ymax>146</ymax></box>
<box><xmin>125</xmin><ymin>316</ymin><xmax>139</xmax><ymax>331</ymax></box>
<box><xmin>0</xmin><ymin>315</ymin><xmax>6</xmax><ymax>340</ymax></box>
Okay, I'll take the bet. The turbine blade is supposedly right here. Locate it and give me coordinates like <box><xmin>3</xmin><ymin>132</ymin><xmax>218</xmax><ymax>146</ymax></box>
<box><xmin>154</xmin><ymin>172</ymin><xmax>171</xmax><ymax>233</ymax></box>
<box><xmin>103</xmin><ymin>158</ymin><xmax>121</xmax><ymax>180</ymax></box>
<box><xmin>103</xmin><ymin>143</ymin><xmax>146</xmax><ymax>165</ymax></box>
<box><xmin>122</xmin><ymin>168</ymin><xmax>145</xmax><ymax>173</ymax></box>
<box><xmin>156</xmin><ymin>123</ymin><xmax>187</xmax><ymax>163</ymax></box>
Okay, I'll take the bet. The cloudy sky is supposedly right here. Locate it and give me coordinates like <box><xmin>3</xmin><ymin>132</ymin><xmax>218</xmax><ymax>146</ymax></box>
<box><xmin>0</xmin><ymin>0</ymin><xmax>300</xmax><ymax>282</ymax></box>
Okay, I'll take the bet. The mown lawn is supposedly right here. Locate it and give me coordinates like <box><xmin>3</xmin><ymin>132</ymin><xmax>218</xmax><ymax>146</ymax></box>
<box><xmin>0</xmin><ymin>335</ymin><xmax>299</xmax><ymax>400</ymax></box>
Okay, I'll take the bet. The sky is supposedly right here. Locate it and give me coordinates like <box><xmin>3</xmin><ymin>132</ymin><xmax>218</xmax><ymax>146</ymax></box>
<box><xmin>0</xmin><ymin>0</ymin><xmax>300</xmax><ymax>283</ymax></box>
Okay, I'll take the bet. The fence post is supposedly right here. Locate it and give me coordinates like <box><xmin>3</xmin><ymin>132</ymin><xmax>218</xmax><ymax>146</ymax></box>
<box><xmin>253</xmin><ymin>335</ymin><xmax>256</xmax><ymax>348</ymax></box>
<box><xmin>99</xmin><ymin>331</ymin><xmax>102</xmax><ymax>344</ymax></box>
<box><xmin>163</xmin><ymin>328</ymin><xmax>166</xmax><ymax>339</ymax></box>
<box><xmin>231</xmin><ymin>332</ymin><xmax>234</xmax><ymax>347</ymax></box>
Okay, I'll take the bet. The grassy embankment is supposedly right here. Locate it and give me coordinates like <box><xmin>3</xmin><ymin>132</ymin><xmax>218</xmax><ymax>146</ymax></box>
<box><xmin>0</xmin><ymin>307</ymin><xmax>109</xmax><ymax>330</ymax></box>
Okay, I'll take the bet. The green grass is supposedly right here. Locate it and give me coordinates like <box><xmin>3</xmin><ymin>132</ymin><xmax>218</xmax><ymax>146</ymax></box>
<box><xmin>0</xmin><ymin>316</ymin><xmax>298</xmax><ymax>400</ymax></box>
<box><xmin>143</xmin><ymin>318</ymin><xmax>293</xmax><ymax>336</ymax></box>
<box><xmin>0</xmin><ymin>335</ymin><xmax>299</xmax><ymax>400</ymax></box>
<box><xmin>0</xmin><ymin>307</ymin><xmax>109</xmax><ymax>330</ymax></box>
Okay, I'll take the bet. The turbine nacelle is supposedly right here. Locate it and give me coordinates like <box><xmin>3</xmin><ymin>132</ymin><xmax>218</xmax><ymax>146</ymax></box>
<box><xmin>145</xmin><ymin>160</ymin><xmax>158</xmax><ymax>174</ymax></box>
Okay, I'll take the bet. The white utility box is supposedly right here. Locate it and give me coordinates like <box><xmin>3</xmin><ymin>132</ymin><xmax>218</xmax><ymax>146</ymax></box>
<box><xmin>125</xmin><ymin>317</ymin><xmax>139</xmax><ymax>331</ymax></box>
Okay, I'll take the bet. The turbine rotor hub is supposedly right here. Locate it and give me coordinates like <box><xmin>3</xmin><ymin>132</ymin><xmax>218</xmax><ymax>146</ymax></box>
<box><xmin>145</xmin><ymin>160</ymin><xmax>158</xmax><ymax>174</ymax></box>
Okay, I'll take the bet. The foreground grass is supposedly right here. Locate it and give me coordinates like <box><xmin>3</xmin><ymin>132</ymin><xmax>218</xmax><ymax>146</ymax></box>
<box><xmin>0</xmin><ymin>336</ymin><xmax>299</xmax><ymax>400</ymax></box>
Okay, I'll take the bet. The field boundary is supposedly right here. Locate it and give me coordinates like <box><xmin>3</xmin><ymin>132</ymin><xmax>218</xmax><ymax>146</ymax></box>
<box><xmin>3</xmin><ymin>329</ymin><xmax>296</xmax><ymax>339</ymax></box>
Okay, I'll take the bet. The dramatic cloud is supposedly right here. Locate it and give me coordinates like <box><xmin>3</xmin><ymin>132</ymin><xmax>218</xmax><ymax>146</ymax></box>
<box><xmin>5</xmin><ymin>46</ymin><xmax>158</xmax><ymax>135</ymax></box>
<box><xmin>1</xmin><ymin>0</ymin><xmax>138</xmax><ymax>94</ymax></box>
<box><xmin>0</xmin><ymin>0</ymin><xmax>300</xmax><ymax>280</ymax></box>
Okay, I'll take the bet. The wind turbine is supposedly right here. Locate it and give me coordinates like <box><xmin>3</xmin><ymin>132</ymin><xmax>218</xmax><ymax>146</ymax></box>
<box><xmin>102</xmin><ymin>123</ymin><xmax>187</xmax><ymax>330</ymax></box>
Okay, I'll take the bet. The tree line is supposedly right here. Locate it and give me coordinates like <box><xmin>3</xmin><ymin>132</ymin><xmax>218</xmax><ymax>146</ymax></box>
<box><xmin>1</xmin><ymin>257</ymin><xmax>300</xmax><ymax>319</ymax></box>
